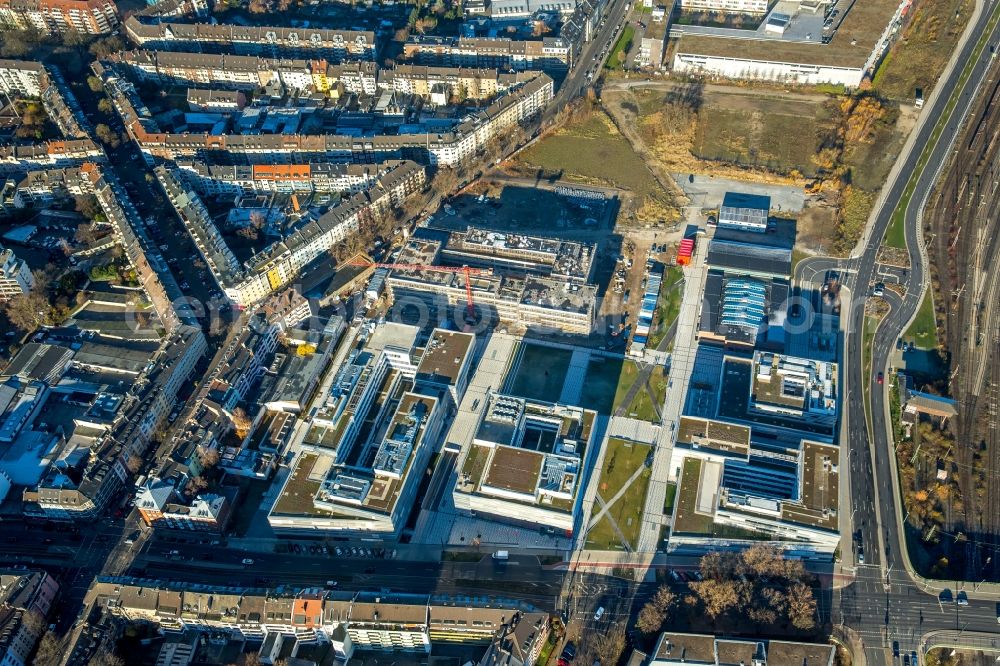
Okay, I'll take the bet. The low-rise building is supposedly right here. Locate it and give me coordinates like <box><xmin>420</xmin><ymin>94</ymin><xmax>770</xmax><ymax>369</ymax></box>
<box><xmin>673</xmin><ymin>0</ymin><xmax>910</xmax><ymax>87</ymax></box>
<box><xmin>677</xmin><ymin>0</ymin><xmax>767</xmax><ymax>14</ymax></box>
<box><xmin>186</xmin><ymin>88</ymin><xmax>247</xmax><ymax>112</ymax></box>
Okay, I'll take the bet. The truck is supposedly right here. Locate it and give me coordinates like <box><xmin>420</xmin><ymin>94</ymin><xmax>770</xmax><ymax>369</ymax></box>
<box><xmin>492</xmin><ymin>550</ymin><xmax>509</xmax><ymax>561</ymax></box>
<box><xmin>915</xmin><ymin>87</ymin><xmax>924</xmax><ymax>109</ymax></box>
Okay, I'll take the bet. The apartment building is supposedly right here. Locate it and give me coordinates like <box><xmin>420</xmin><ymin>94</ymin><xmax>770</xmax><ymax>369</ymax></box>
<box><xmin>22</xmin><ymin>326</ymin><xmax>207</xmax><ymax>521</ymax></box>
<box><xmin>105</xmin><ymin>60</ymin><xmax>552</xmax><ymax>166</ymax></box>
<box><xmin>91</xmin><ymin>581</ymin><xmax>547</xmax><ymax>658</ymax></box>
<box><xmin>123</xmin><ymin>17</ymin><xmax>377</xmax><ymax>61</ymax></box>
<box><xmin>174</xmin><ymin>160</ymin><xmax>406</xmax><ymax>197</ymax></box>
<box><xmin>0</xmin><ymin>0</ymin><xmax>118</xmax><ymax>34</ymax></box>
<box><xmin>0</xmin><ymin>570</ymin><xmax>60</xmax><ymax>666</ymax></box>
<box><xmin>0</xmin><ymin>248</ymin><xmax>34</xmax><ymax>300</ymax></box>
<box><xmin>403</xmin><ymin>36</ymin><xmax>571</xmax><ymax>72</ymax></box>
<box><xmin>156</xmin><ymin>160</ymin><xmax>425</xmax><ymax>306</ymax></box>
<box><xmin>0</xmin><ymin>59</ymin><xmax>43</xmax><ymax>96</ymax></box>
<box><xmin>0</xmin><ymin>140</ymin><xmax>104</xmax><ymax>175</ymax></box>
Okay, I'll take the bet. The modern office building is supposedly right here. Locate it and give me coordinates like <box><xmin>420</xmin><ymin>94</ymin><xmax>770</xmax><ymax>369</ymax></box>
<box><xmin>452</xmin><ymin>393</ymin><xmax>597</xmax><ymax>534</ymax></box>
<box><xmin>387</xmin><ymin>232</ymin><xmax>597</xmax><ymax>335</ymax></box>
<box><xmin>268</xmin><ymin>324</ymin><xmax>475</xmax><ymax>536</ymax></box>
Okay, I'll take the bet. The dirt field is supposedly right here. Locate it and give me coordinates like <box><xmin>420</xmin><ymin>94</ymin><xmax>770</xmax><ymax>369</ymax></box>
<box><xmin>874</xmin><ymin>0</ymin><xmax>973</xmax><ymax>101</ymax></box>
<box><xmin>691</xmin><ymin>92</ymin><xmax>838</xmax><ymax>178</ymax></box>
<box><xmin>513</xmin><ymin>106</ymin><xmax>679</xmax><ymax>226</ymax></box>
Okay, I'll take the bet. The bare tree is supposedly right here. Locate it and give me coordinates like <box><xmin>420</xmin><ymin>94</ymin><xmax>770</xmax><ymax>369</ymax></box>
<box><xmin>34</xmin><ymin>632</ymin><xmax>62</xmax><ymax>666</ymax></box>
<box><xmin>198</xmin><ymin>445</ymin><xmax>221</xmax><ymax>469</ymax></box>
<box><xmin>635</xmin><ymin>585</ymin><xmax>675</xmax><ymax>635</ymax></box>
<box><xmin>231</xmin><ymin>407</ymin><xmax>253</xmax><ymax>439</ymax></box>
<box><xmin>787</xmin><ymin>582</ymin><xmax>817</xmax><ymax>630</ymax></box>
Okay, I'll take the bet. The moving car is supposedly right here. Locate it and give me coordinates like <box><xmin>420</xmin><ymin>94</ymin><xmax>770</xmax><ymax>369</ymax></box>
<box><xmin>877</xmin><ymin>372</ymin><xmax>884</xmax><ymax>385</ymax></box>
<box><xmin>241</xmin><ymin>558</ymin><xmax>255</xmax><ymax>565</ymax></box>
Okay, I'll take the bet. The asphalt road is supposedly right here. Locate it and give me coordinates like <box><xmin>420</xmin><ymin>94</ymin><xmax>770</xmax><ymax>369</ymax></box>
<box><xmin>823</xmin><ymin>1</ymin><xmax>1000</xmax><ymax>662</ymax></box>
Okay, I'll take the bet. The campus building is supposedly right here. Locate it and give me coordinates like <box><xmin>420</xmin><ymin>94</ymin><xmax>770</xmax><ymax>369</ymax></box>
<box><xmin>268</xmin><ymin>324</ymin><xmax>475</xmax><ymax>536</ymax></box>
<box><xmin>677</xmin><ymin>0</ymin><xmax>768</xmax><ymax>13</ymax></box>
<box><xmin>648</xmin><ymin>632</ymin><xmax>834</xmax><ymax>666</ymax></box>
<box><xmin>453</xmin><ymin>393</ymin><xmax>597</xmax><ymax>534</ymax></box>
<box><xmin>0</xmin><ymin>0</ymin><xmax>118</xmax><ymax>34</ymax></box>
<box><xmin>387</xmin><ymin>231</ymin><xmax>597</xmax><ymax>335</ymax></box>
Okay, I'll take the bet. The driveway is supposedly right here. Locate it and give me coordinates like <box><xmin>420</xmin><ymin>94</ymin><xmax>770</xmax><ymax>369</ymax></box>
<box><xmin>671</xmin><ymin>173</ymin><xmax>807</xmax><ymax>213</ymax></box>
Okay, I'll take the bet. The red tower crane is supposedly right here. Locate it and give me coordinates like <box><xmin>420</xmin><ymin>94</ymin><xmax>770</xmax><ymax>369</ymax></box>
<box><xmin>351</xmin><ymin>259</ymin><xmax>492</xmax><ymax>320</ymax></box>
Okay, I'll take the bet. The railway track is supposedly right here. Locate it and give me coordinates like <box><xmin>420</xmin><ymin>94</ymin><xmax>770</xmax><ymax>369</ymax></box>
<box><xmin>924</xmin><ymin>61</ymin><xmax>1000</xmax><ymax>578</ymax></box>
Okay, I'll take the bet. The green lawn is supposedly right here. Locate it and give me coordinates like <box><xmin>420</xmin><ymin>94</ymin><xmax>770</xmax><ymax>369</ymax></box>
<box><xmin>586</xmin><ymin>467</ymin><xmax>651</xmax><ymax>551</ymax></box>
<box><xmin>578</xmin><ymin>357</ymin><xmax>640</xmax><ymax>414</ymax></box>
<box><xmin>672</xmin><ymin>457</ymin><xmax>713</xmax><ymax>535</ymax></box>
<box><xmin>905</xmin><ymin>290</ymin><xmax>938</xmax><ymax>350</ymax></box>
<box><xmin>605</xmin><ymin>26</ymin><xmax>635</xmax><ymax>70</ymax></box>
<box><xmin>517</xmin><ymin>111</ymin><xmax>662</xmax><ymax>199</ymax></box>
<box><xmin>648</xmin><ymin>278</ymin><xmax>683</xmax><ymax>348</ymax></box>
<box><xmin>508</xmin><ymin>344</ymin><xmax>573</xmax><ymax>401</ymax></box>
<box><xmin>595</xmin><ymin>438</ymin><xmax>652</xmax><ymax>501</ymax></box>
<box><xmin>663</xmin><ymin>481</ymin><xmax>677</xmax><ymax>513</ymax></box>
<box><xmin>625</xmin><ymin>366</ymin><xmax>667</xmax><ymax>422</ymax></box>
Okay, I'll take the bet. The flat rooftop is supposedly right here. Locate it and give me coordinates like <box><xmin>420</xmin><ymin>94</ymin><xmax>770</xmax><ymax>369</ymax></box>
<box><xmin>676</xmin><ymin>416</ymin><xmax>750</xmax><ymax>456</ymax></box>
<box><xmin>781</xmin><ymin>439</ymin><xmax>839</xmax><ymax>531</ymax></box>
<box><xmin>655</xmin><ymin>633</ymin><xmax>717</xmax><ymax>664</ymax></box>
<box><xmin>415</xmin><ymin>329</ymin><xmax>474</xmax><ymax>387</ymax></box>
<box><xmin>482</xmin><ymin>446</ymin><xmax>543</xmax><ymax>495</ymax></box>
<box><xmin>675</xmin><ymin>0</ymin><xmax>901</xmax><ymax>68</ymax></box>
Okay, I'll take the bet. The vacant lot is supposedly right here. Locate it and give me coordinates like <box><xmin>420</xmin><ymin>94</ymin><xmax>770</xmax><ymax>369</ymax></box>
<box><xmin>874</xmin><ymin>0</ymin><xmax>972</xmax><ymax>101</ymax></box>
<box><xmin>693</xmin><ymin>94</ymin><xmax>838</xmax><ymax>178</ymax></box>
<box><xmin>508</xmin><ymin>344</ymin><xmax>573</xmax><ymax>401</ymax></box>
<box><xmin>514</xmin><ymin>106</ymin><xmax>676</xmax><ymax>223</ymax></box>
<box><xmin>906</xmin><ymin>290</ymin><xmax>938</xmax><ymax>350</ymax></box>
<box><xmin>449</xmin><ymin>186</ymin><xmax>603</xmax><ymax>233</ymax></box>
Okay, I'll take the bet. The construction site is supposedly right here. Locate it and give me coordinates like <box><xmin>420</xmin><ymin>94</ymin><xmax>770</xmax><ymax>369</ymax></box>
<box><xmin>922</xmin><ymin>62</ymin><xmax>1000</xmax><ymax>580</ymax></box>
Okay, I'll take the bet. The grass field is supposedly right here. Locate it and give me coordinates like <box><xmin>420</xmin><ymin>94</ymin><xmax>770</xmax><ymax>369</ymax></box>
<box><xmin>605</xmin><ymin>26</ymin><xmax>635</xmax><ymax>70</ymax></box>
<box><xmin>509</xmin><ymin>344</ymin><xmax>573</xmax><ymax>401</ymax></box>
<box><xmin>906</xmin><ymin>290</ymin><xmax>938</xmax><ymax>350</ymax></box>
<box><xmin>692</xmin><ymin>95</ymin><xmax>837</xmax><ymax>177</ymax></box>
<box><xmin>648</xmin><ymin>268</ymin><xmax>684</xmax><ymax>348</ymax></box>
<box><xmin>663</xmin><ymin>481</ymin><xmax>677</xmax><ymax>513</ymax></box>
<box><xmin>578</xmin><ymin>357</ymin><xmax>641</xmax><ymax>414</ymax></box>
<box><xmin>624</xmin><ymin>366</ymin><xmax>668</xmax><ymax>422</ymax></box>
<box><xmin>516</xmin><ymin>110</ymin><xmax>663</xmax><ymax>200</ymax></box>
<box><xmin>586</xmin><ymin>467</ymin><xmax>651</xmax><ymax>550</ymax></box>
<box><xmin>596</xmin><ymin>438</ymin><xmax>652</xmax><ymax>501</ymax></box>
<box><xmin>873</xmin><ymin>0</ymin><xmax>972</xmax><ymax>101</ymax></box>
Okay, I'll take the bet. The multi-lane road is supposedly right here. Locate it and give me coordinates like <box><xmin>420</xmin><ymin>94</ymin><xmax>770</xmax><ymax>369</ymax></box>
<box><xmin>823</xmin><ymin>0</ymin><xmax>1000</xmax><ymax>662</ymax></box>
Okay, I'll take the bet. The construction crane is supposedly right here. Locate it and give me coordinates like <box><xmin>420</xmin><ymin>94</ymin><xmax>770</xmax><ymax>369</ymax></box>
<box><xmin>351</xmin><ymin>259</ymin><xmax>492</xmax><ymax>320</ymax></box>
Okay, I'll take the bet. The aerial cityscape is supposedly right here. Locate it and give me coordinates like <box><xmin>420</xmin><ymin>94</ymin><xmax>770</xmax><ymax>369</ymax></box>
<box><xmin>0</xmin><ymin>0</ymin><xmax>997</xmax><ymax>663</ymax></box>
